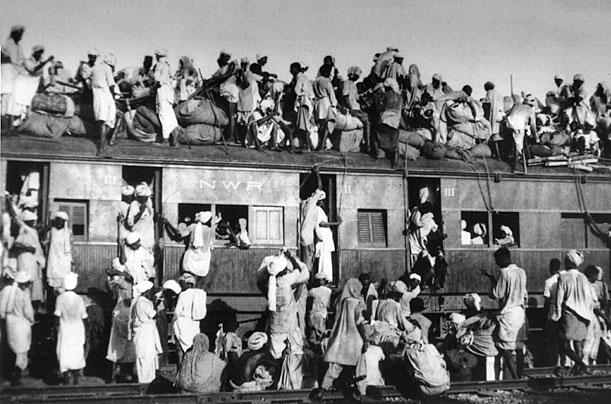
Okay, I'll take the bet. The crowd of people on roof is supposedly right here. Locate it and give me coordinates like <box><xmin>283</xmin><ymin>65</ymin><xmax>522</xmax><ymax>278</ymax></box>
<box><xmin>2</xmin><ymin>25</ymin><xmax>611</xmax><ymax>169</ymax></box>
<box><xmin>1</xmin><ymin>167</ymin><xmax>610</xmax><ymax>398</ymax></box>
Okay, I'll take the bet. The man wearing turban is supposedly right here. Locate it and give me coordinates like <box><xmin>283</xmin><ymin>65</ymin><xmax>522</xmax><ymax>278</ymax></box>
<box><xmin>341</xmin><ymin>66</ymin><xmax>370</xmax><ymax>153</ymax></box>
<box><xmin>46</xmin><ymin>212</ymin><xmax>73</xmax><ymax>289</ymax></box>
<box><xmin>126</xmin><ymin>182</ymin><xmax>155</xmax><ymax>252</ymax></box>
<box><xmin>551</xmin><ymin>250</ymin><xmax>593</xmax><ymax>375</ymax></box>
<box><xmin>91</xmin><ymin>53</ymin><xmax>117</xmax><ymax>155</ymax></box>
<box><xmin>130</xmin><ymin>280</ymin><xmax>162</xmax><ymax>383</ymax></box>
<box><xmin>1</xmin><ymin>25</ymin><xmax>25</xmax><ymax>123</ymax></box>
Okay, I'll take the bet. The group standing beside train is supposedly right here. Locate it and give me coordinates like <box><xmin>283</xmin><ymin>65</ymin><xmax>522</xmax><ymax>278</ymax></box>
<box><xmin>2</xmin><ymin>25</ymin><xmax>611</xmax><ymax>172</ymax></box>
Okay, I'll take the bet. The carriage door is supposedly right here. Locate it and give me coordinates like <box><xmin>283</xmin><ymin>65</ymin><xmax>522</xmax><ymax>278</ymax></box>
<box><xmin>122</xmin><ymin>165</ymin><xmax>163</xmax><ymax>280</ymax></box>
<box><xmin>407</xmin><ymin>177</ymin><xmax>443</xmax><ymax>280</ymax></box>
<box><xmin>4</xmin><ymin>160</ymin><xmax>50</xmax><ymax>225</ymax></box>
<box><xmin>299</xmin><ymin>172</ymin><xmax>338</xmax><ymax>282</ymax></box>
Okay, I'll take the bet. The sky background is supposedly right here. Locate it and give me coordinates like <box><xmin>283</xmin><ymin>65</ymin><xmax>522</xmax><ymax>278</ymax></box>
<box><xmin>2</xmin><ymin>0</ymin><xmax>610</xmax><ymax>100</ymax></box>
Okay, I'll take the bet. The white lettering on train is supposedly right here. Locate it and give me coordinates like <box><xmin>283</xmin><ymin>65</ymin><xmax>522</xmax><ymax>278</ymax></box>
<box><xmin>444</xmin><ymin>188</ymin><xmax>455</xmax><ymax>197</ymax></box>
<box><xmin>199</xmin><ymin>179</ymin><xmax>264</xmax><ymax>191</ymax></box>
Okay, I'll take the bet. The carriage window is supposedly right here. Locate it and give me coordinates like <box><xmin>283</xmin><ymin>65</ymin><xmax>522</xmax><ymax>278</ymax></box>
<box><xmin>492</xmin><ymin>212</ymin><xmax>520</xmax><ymax>247</ymax></box>
<box><xmin>252</xmin><ymin>206</ymin><xmax>284</xmax><ymax>245</ymax></box>
<box><xmin>215</xmin><ymin>204</ymin><xmax>249</xmax><ymax>246</ymax></box>
<box><xmin>461</xmin><ymin>211</ymin><xmax>489</xmax><ymax>246</ymax></box>
<box><xmin>358</xmin><ymin>209</ymin><xmax>387</xmax><ymax>247</ymax></box>
<box><xmin>561</xmin><ymin>213</ymin><xmax>586</xmax><ymax>249</ymax></box>
<box><xmin>54</xmin><ymin>200</ymin><xmax>88</xmax><ymax>241</ymax></box>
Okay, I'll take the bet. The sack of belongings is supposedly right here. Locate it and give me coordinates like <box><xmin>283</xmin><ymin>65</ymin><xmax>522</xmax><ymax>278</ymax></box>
<box><xmin>399</xmin><ymin>142</ymin><xmax>420</xmax><ymax>161</ymax></box>
<box><xmin>334</xmin><ymin>112</ymin><xmax>364</xmax><ymax>131</ymax></box>
<box><xmin>18</xmin><ymin>111</ymin><xmax>72</xmax><ymax>139</ymax></box>
<box><xmin>31</xmin><ymin>93</ymin><xmax>75</xmax><ymax>117</ymax></box>
<box><xmin>403</xmin><ymin>342</ymin><xmax>451</xmax><ymax>396</ymax></box>
<box><xmin>469</xmin><ymin>143</ymin><xmax>492</xmax><ymax>158</ymax></box>
<box><xmin>330</xmin><ymin>128</ymin><xmax>363</xmax><ymax>153</ymax></box>
<box><xmin>528</xmin><ymin>144</ymin><xmax>553</xmax><ymax>157</ymax></box>
<box><xmin>421</xmin><ymin>142</ymin><xmax>446</xmax><ymax>159</ymax></box>
<box><xmin>175</xmin><ymin>98</ymin><xmax>229</xmax><ymax>128</ymax></box>
<box><xmin>177</xmin><ymin>124</ymin><xmax>222</xmax><ymax>146</ymax></box>
<box><xmin>124</xmin><ymin>107</ymin><xmax>159</xmax><ymax>142</ymax></box>
<box><xmin>398</xmin><ymin>130</ymin><xmax>426</xmax><ymax>148</ymax></box>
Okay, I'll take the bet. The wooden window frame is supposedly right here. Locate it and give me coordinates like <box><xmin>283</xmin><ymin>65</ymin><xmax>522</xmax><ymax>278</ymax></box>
<box><xmin>251</xmin><ymin>206</ymin><xmax>284</xmax><ymax>246</ymax></box>
<box><xmin>54</xmin><ymin>199</ymin><xmax>89</xmax><ymax>242</ymax></box>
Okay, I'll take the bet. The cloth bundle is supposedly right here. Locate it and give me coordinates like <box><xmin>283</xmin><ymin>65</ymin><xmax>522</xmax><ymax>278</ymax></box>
<box><xmin>124</xmin><ymin>107</ymin><xmax>159</xmax><ymax>142</ymax></box>
<box><xmin>31</xmin><ymin>93</ymin><xmax>75</xmax><ymax>117</ymax></box>
<box><xmin>334</xmin><ymin>112</ymin><xmax>363</xmax><ymax>131</ymax></box>
<box><xmin>175</xmin><ymin>98</ymin><xmax>229</xmax><ymax>128</ymax></box>
<box><xmin>177</xmin><ymin>124</ymin><xmax>223</xmax><ymax>146</ymax></box>
<box><xmin>330</xmin><ymin>128</ymin><xmax>363</xmax><ymax>153</ymax></box>
<box><xmin>18</xmin><ymin>111</ymin><xmax>86</xmax><ymax>139</ymax></box>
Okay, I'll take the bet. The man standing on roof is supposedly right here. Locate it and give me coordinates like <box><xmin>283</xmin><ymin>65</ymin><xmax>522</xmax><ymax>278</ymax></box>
<box><xmin>1</xmin><ymin>25</ymin><xmax>25</xmax><ymax>125</ymax></box>
<box><xmin>481</xmin><ymin>246</ymin><xmax>527</xmax><ymax>379</ymax></box>
<box><xmin>75</xmin><ymin>49</ymin><xmax>99</xmax><ymax>103</ymax></box>
<box><xmin>153</xmin><ymin>49</ymin><xmax>180</xmax><ymax>147</ymax></box>
<box><xmin>92</xmin><ymin>54</ymin><xmax>117</xmax><ymax>156</ymax></box>
<box><xmin>6</xmin><ymin>45</ymin><xmax>54</xmax><ymax>127</ymax></box>
<box><xmin>342</xmin><ymin>66</ymin><xmax>371</xmax><ymax>153</ymax></box>
<box><xmin>383</xmin><ymin>52</ymin><xmax>407</xmax><ymax>83</ymax></box>
<box><xmin>424</xmin><ymin>74</ymin><xmax>444</xmax><ymax>102</ymax></box>
<box><xmin>209</xmin><ymin>51</ymin><xmax>239</xmax><ymax>144</ymax></box>
<box><xmin>551</xmin><ymin>250</ymin><xmax>593</xmax><ymax>375</ymax></box>
<box><xmin>505</xmin><ymin>96</ymin><xmax>537</xmax><ymax>171</ymax></box>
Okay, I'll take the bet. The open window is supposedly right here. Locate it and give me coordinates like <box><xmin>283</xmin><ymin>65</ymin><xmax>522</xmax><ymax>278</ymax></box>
<box><xmin>177</xmin><ymin>203</ymin><xmax>212</xmax><ymax>235</ymax></box>
<box><xmin>215</xmin><ymin>204</ymin><xmax>248</xmax><ymax>244</ymax></box>
<box><xmin>5</xmin><ymin>161</ymin><xmax>49</xmax><ymax>223</ymax></box>
<box><xmin>492</xmin><ymin>212</ymin><xmax>520</xmax><ymax>247</ymax></box>
<box><xmin>358</xmin><ymin>209</ymin><xmax>387</xmax><ymax>247</ymax></box>
<box><xmin>122</xmin><ymin>166</ymin><xmax>161</xmax><ymax>207</ymax></box>
<box><xmin>461</xmin><ymin>211</ymin><xmax>489</xmax><ymax>246</ymax></box>
<box><xmin>54</xmin><ymin>199</ymin><xmax>88</xmax><ymax>241</ymax></box>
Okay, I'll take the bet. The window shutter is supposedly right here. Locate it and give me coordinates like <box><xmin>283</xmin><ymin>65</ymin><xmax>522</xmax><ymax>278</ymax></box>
<box><xmin>358</xmin><ymin>210</ymin><xmax>386</xmax><ymax>247</ymax></box>
<box><xmin>252</xmin><ymin>206</ymin><xmax>284</xmax><ymax>245</ymax></box>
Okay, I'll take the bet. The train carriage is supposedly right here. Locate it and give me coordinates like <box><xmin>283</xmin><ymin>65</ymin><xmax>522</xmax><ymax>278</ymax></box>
<box><xmin>1</xmin><ymin>136</ymin><xmax>610</xmax><ymax>327</ymax></box>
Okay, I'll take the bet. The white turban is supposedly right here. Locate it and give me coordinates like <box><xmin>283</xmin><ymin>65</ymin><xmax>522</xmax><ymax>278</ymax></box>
<box><xmin>449</xmin><ymin>313</ymin><xmax>466</xmax><ymax>327</ymax></box>
<box><xmin>500</xmin><ymin>225</ymin><xmax>513</xmax><ymax>237</ymax></box>
<box><xmin>163</xmin><ymin>280</ymin><xmax>182</xmax><ymax>295</ymax></box>
<box><xmin>565</xmin><ymin>249</ymin><xmax>584</xmax><ymax>268</ymax></box>
<box><xmin>121</xmin><ymin>185</ymin><xmax>135</xmax><ymax>196</ymax></box>
<box><xmin>409</xmin><ymin>273</ymin><xmax>422</xmax><ymax>282</ymax></box>
<box><xmin>134</xmin><ymin>183</ymin><xmax>152</xmax><ymax>197</ymax></box>
<box><xmin>155</xmin><ymin>49</ymin><xmax>168</xmax><ymax>57</ymax></box>
<box><xmin>136</xmin><ymin>280</ymin><xmax>154</xmax><ymax>294</ymax></box>
<box><xmin>461</xmin><ymin>220</ymin><xmax>467</xmax><ymax>230</ymax></box>
<box><xmin>473</xmin><ymin>223</ymin><xmax>486</xmax><ymax>236</ymax></box>
<box><xmin>63</xmin><ymin>272</ymin><xmax>78</xmax><ymax>291</ymax></box>
<box><xmin>389</xmin><ymin>280</ymin><xmax>408</xmax><ymax>294</ymax></box>
<box><xmin>112</xmin><ymin>257</ymin><xmax>125</xmax><ymax>272</ymax></box>
<box><xmin>383</xmin><ymin>78</ymin><xmax>400</xmax><ymax>95</ymax></box>
<box><xmin>419</xmin><ymin>187</ymin><xmax>430</xmax><ymax>204</ymax></box>
<box><xmin>463</xmin><ymin>293</ymin><xmax>482</xmax><ymax>311</ymax></box>
<box><xmin>55</xmin><ymin>211</ymin><xmax>69</xmax><ymax>221</ymax></box>
<box><xmin>247</xmin><ymin>332</ymin><xmax>268</xmax><ymax>350</ymax></box>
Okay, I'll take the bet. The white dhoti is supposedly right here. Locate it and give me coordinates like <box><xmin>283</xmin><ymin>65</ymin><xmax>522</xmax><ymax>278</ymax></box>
<box><xmin>156</xmin><ymin>84</ymin><xmax>178</xmax><ymax>139</ymax></box>
<box><xmin>7</xmin><ymin>73</ymin><xmax>40</xmax><ymax>118</ymax></box>
<box><xmin>506</xmin><ymin>115</ymin><xmax>526</xmax><ymax>156</ymax></box>
<box><xmin>315</xmin><ymin>241</ymin><xmax>334</xmax><ymax>282</ymax></box>
<box><xmin>57</xmin><ymin>320</ymin><xmax>86</xmax><ymax>372</ymax></box>
<box><xmin>133</xmin><ymin>322</ymin><xmax>162</xmax><ymax>383</ymax></box>
<box><xmin>173</xmin><ymin>316</ymin><xmax>200</xmax><ymax>352</ymax></box>
<box><xmin>6</xmin><ymin>314</ymin><xmax>32</xmax><ymax>369</ymax></box>
<box><xmin>93</xmin><ymin>86</ymin><xmax>116</xmax><ymax>128</ymax></box>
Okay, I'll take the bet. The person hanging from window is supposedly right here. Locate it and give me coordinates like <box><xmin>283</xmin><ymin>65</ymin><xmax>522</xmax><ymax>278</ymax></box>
<box><xmin>126</xmin><ymin>182</ymin><xmax>155</xmax><ymax>253</ymax></box>
<box><xmin>408</xmin><ymin>187</ymin><xmax>439</xmax><ymax>266</ymax></box>
<box><xmin>300</xmin><ymin>165</ymin><xmax>325</xmax><ymax>270</ymax></box>
<box><xmin>117</xmin><ymin>185</ymin><xmax>134</xmax><ymax>249</ymax></box>
<box><xmin>46</xmin><ymin>212</ymin><xmax>73</xmax><ymax>291</ymax></box>
<box><xmin>470</xmin><ymin>223</ymin><xmax>487</xmax><ymax>245</ymax></box>
<box><xmin>494</xmin><ymin>225</ymin><xmax>514</xmax><ymax>246</ymax></box>
<box><xmin>121</xmin><ymin>232</ymin><xmax>154</xmax><ymax>294</ymax></box>
<box><xmin>6</xmin><ymin>195</ymin><xmax>45</xmax><ymax>307</ymax></box>
<box><xmin>314</xmin><ymin>190</ymin><xmax>341</xmax><ymax>283</ymax></box>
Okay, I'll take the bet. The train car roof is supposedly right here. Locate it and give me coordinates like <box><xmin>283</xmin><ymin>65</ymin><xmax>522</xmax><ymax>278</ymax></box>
<box><xmin>2</xmin><ymin>135</ymin><xmax>610</xmax><ymax>181</ymax></box>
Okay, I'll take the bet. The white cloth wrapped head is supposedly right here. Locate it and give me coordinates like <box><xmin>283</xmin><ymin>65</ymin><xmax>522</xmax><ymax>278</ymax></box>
<box><xmin>163</xmin><ymin>279</ymin><xmax>182</xmax><ymax>295</ymax></box>
<box><xmin>449</xmin><ymin>312</ymin><xmax>466</xmax><ymax>328</ymax></box>
<box><xmin>409</xmin><ymin>273</ymin><xmax>421</xmax><ymax>283</ymax></box>
<box><xmin>136</xmin><ymin>280</ymin><xmax>154</xmax><ymax>295</ymax></box>
<box><xmin>248</xmin><ymin>331</ymin><xmax>268</xmax><ymax>350</ymax></box>
<box><xmin>500</xmin><ymin>225</ymin><xmax>513</xmax><ymax>237</ymax></box>
<box><xmin>389</xmin><ymin>280</ymin><xmax>408</xmax><ymax>294</ymax></box>
<box><xmin>134</xmin><ymin>182</ymin><xmax>152</xmax><ymax>197</ymax></box>
<box><xmin>473</xmin><ymin>223</ymin><xmax>486</xmax><ymax>236</ymax></box>
<box><xmin>565</xmin><ymin>249</ymin><xmax>584</xmax><ymax>268</ymax></box>
<box><xmin>112</xmin><ymin>257</ymin><xmax>125</xmax><ymax>272</ymax></box>
<box><xmin>63</xmin><ymin>272</ymin><xmax>78</xmax><ymax>291</ymax></box>
<box><xmin>121</xmin><ymin>185</ymin><xmax>135</xmax><ymax>196</ymax></box>
<box><xmin>55</xmin><ymin>211</ymin><xmax>69</xmax><ymax>221</ymax></box>
<box><xmin>463</xmin><ymin>293</ymin><xmax>482</xmax><ymax>311</ymax></box>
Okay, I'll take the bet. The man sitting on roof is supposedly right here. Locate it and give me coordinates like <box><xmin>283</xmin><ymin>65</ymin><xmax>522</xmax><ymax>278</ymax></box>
<box><xmin>341</xmin><ymin>66</ymin><xmax>370</xmax><ymax>153</ymax></box>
